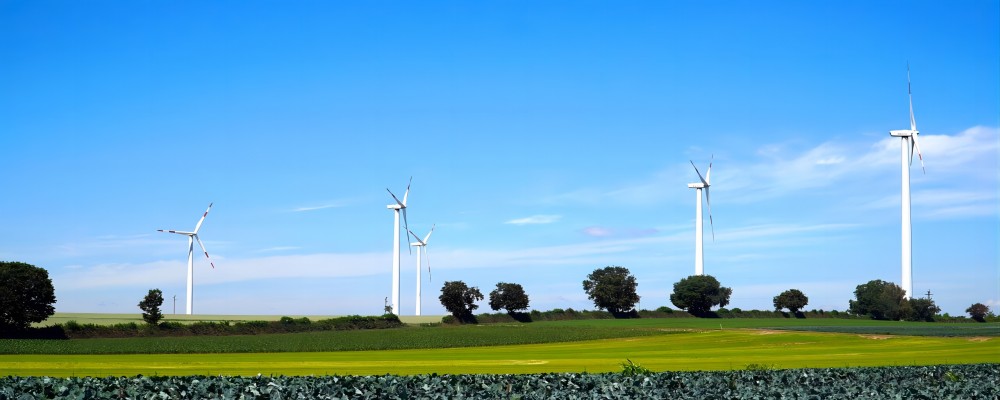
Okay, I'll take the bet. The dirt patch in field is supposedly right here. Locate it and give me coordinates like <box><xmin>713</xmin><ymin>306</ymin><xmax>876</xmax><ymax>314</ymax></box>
<box><xmin>753</xmin><ymin>330</ymin><xmax>786</xmax><ymax>335</ymax></box>
<box><xmin>967</xmin><ymin>337</ymin><xmax>991</xmax><ymax>342</ymax></box>
<box><xmin>860</xmin><ymin>335</ymin><xmax>893</xmax><ymax>340</ymax></box>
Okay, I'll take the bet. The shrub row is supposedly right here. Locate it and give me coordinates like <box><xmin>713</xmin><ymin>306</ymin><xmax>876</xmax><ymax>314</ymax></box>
<box><xmin>2</xmin><ymin>315</ymin><xmax>402</xmax><ymax>339</ymax></box>
<box><xmin>445</xmin><ymin>307</ymin><xmax>876</xmax><ymax>324</ymax></box>
<box><xmin>1</xmin><ymin>364</ymin><xmax>996</xmax><ymax>399</ymax></box>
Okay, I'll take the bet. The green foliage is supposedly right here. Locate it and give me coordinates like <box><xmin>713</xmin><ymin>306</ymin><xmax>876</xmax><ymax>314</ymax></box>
<box><xmin>744</xmin><ymin>363</ymin><xmax>775</xmax><ymax>371</ymax></box>
<box><xmin>582</xmin><ymin>266</ymin><xmax>640</xmax><ymax>315</ymax></box>
<box><xmin>488</xmin><ymin>282</ymin><xmax>530</xmax><ymax>314</ymax></box>
<box><xmin>0</xmin><ymin>261</ymin><xmax>57</xmax><ymax>331</ymax></box>
<box><xmin>907</xmin><ymin>298</ymin><xmax>941</xmax><ymax>322</ymax></box>
<box><xmin>619</xmin><ymin>358</ymin><xmax>652</xmax><ymax>376</ymax></box>
<box><xmin>138</xmin><ymin>289</ymin><xmax>164</xmax><ymax>325</ymax></box>
<box><xmin>848</xmin><ymin>279</ymin><xmax>909</xmax><ymax>320</ymax></box>
<box><xmin>670</xmin><ymin>275</ymin><xmax>732</xmax><ymax>316</ymax></box>
<box><xmin>439</xmin><ymin>281</ymin><xmax>484</xmax><ymax>323</ymax></box>
<box><xmin>966</xmin><ymin>303</ymin><xmax>990</xmax><ymax>322</ymax></box>
<box><xmin>0</xmin><ymin>364</ymin><xmax>996</xmax><ymax>398</ymax></box>
<box><xmin>773</xmin><ymin>289</ymin><xmax>809</xmax><ymax>315</ymax></box>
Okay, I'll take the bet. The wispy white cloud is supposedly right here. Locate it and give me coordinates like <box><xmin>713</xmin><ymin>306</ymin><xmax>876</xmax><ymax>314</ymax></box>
<box><xmin>581</xmin><ymin>226</ymin><xmax>614</xmax><ymax>237</ymax></box>
<box><xmin>253</xmin><ymin>246</ymin><xmax>301</xmax><ymax>253</ymax></box>
<box><xmin>292</xmin><ymin>203</ymin><xmax>345</xmax><ymax>212</ymax></box>
<box><xmin>505</xmin><ymin>214</ymin><xmax>561</xmax><ymax>225</ymax></box>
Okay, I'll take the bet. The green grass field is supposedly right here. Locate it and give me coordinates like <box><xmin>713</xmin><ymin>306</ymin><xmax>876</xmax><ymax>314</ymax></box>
<box><xmin>3</xmin><ymin>329</ymin><xmax>994</xmax><ymax>377</ymax></box>
<box><xmin>5</xmin><ymin>315</ymin><xmax>997</xmax><ymax>377</ymax></box>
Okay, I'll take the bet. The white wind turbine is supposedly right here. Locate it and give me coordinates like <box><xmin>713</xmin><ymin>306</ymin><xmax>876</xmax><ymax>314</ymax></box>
<box><xmin>157</xmin><ymin>203</ymin><xmax>216</xmax><ymax>315</ymax></box>
<box><xmin>408</xmin><ymin>224</ymin><xmax>435</xmax><ymax>316</ymax></box>
<box><xmin>687</xmin><ymin>158</ymin><xmax>714</xmax><ymax>276</ymax></box>
<box><xmin>386</xmin><ymin>178</ymin><xmax>412</xmax><ymax>315</ymax></box>
<box><xmin>888</xmin><ymin>65</ymin><xmax>926</xmax><ymax>299</ymax></box>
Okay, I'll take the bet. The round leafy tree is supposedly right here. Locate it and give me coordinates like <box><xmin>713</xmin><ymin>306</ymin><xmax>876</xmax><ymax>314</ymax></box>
<box><xmin>966</xmin><ymin>303</ymin><xmax>990</xmax><ymax>322</ymax></box>
<box><xmin>670</xmin><ymin>275</ymin><xmax>732</xmax><ymax>316</ymax></box>
<box><xmin>848</xmin><ymin>279</ymin><xmax>908</xmax><ymax>320</ymax></box>
<box><xmin>0</xmin><ymin>261</ymin><xmax>57</xmax><ymax>330</ymax></box>
<box><xmin>582</xmin><ymin>266</ymin><xmax>640</xmax><ymax>315</ymax></box>
<box><xmin>138</xmin><ymin>288</ymin><xmax>164</xmax><ymax>325</ymax></box>
<box><xmin>906</xmin><ymin>298</ymin><xmax>940</xmax><ymax>322</ymax></box>
<box><xmin>488</xmin><ymin>282</ymin><xmax>530</xmax><ymax>314</ymax></box>
<box><xmin>439</xmin><ymin>281</ymin><xmax>483</xmax><ymax>323</ymax></box>
<box><xmin>773</xmin><ymin>289</ymin><xmax>809</xmax><ymax>314</ymax></box>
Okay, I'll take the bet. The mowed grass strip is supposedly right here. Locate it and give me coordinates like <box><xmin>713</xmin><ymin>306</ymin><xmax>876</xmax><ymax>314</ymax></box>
<box><xmin>3</xmin><ymin>330</ymin><xmax>995</xmax><ymax>377</ymax></box>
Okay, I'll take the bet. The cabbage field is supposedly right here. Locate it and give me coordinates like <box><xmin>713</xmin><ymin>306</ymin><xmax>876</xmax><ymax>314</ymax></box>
<box><xmin>2</xmin><ymin>364</ymin><xmax>997</xmax><ymax>399</ymax></box>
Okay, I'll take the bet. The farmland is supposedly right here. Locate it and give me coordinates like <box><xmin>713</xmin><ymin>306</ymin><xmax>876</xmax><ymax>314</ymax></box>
<box><xmin>3</xmin><ymin>315</ymin><xmax>997</xmax><ymax>377</ymax></box>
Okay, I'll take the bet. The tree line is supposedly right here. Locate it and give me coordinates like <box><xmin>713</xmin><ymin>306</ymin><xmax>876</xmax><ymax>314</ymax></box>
<box><xmin>1</xmin><ymin>261</ymin><xmax>996</xmax><ymax>334</ymax></box>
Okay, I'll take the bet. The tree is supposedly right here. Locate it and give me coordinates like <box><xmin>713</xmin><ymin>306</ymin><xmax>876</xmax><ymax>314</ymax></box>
<box><xmin>670</xmin><ymin>275</ymin><xmax>732</xmax><ymax>316</ymax></box>
<box><xmin>582</xmin><ymin>266</ymin><xmax>640</xmax><ymax>315</ymax></box>
<box><xmin>773</xmin><ymin>289</ymin><xmax>809</xmax><ymax>315</ymax></box>
<box><xmin>0</xmin><ymin>261</ymin><xmax>57</xmax><ymax>331</ymax></box>
<box><xmin>439</xmin><ymin>281</ymin><xmax>483</xmax><ymax>323</ymax></box>
<box><xmin>966</xmin><ymin>303</ymin><xmax>990</xmax><ymax>322</ymax></box>
<box><xmin>848</xmin><ymin>279</ymin><xmax>909</xmax><ymax>320</ymax></box>
<box><xmin>488</xmin><ymin>282</ymin><xmax>530</xmax><ymax>314</ymax></box>
<box><xmin>907</xmin><ymin>298</ymin><xmax>940</xmax><ymax>322</ymax></box>
<box><xmin>138</xmin><ymin>289</ymin><xmax>164</xmax><ymax>325</ymax></box>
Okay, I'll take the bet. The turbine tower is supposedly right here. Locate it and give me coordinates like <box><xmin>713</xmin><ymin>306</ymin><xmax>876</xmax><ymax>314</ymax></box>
<box><xmin>386</xmin><ymin>178</ymin><xmax>411</xmax><ymax>315</ymax></box>
<box><xmin>157</xmin><ymin>203</ymin><xmax>216</xmax><ymax>315</ymax></box>
<box><xmin>409</xmin><ymin>224</ymin><xmax>435</xmax><ymax>316</ymax></box>
<box><xmin>888</xmin><ymin>65</ymin><xmax>925</xmax><ymax>299</ymax></box>
<box><xmin>687</xmin><ymin>158</ymin><xmax>714</xmax><ymax>276</ymax></box>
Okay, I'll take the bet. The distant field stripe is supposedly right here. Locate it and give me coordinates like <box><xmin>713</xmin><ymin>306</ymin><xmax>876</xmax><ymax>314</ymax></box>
<box><xmin>2</xmin><ymin>330</ymin><xmax>995</xmax><ymax>377</ymax></box>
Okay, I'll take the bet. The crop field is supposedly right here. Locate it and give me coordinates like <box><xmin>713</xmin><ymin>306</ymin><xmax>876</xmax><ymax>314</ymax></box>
<box><xmin>3</xmin><ymin>317</ymin><xmax>997</xmax><ymax>377</ymax></box>
<box><xmin>33</xmin><ymin>312</ymin><xmax>442</xmax><ymax>326</ymax></box>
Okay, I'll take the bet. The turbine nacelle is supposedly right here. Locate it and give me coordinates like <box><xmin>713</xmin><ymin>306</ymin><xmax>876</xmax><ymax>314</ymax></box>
<box><xmin>889</xmin><ymin>129</ymin><xmax>918</xmax><ymax>138</ymax></box>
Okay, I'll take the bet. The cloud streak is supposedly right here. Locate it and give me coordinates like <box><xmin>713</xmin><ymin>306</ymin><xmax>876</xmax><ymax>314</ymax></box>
<box><xmin>505</xmin><ymin>214</ymin><xmax>562</xmax><ymax>225</ymax></box>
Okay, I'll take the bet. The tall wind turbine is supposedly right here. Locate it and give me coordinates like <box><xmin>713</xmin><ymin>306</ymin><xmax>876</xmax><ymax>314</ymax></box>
<box><xmin>888</xmin><ymin>65</ymin><xmax>926</xmax><ymax>299</ymax></box>
<box><xmin>408</xmin><ymin>224</ymin><xmax>435</xmax><ymax>316</ymax></box>
<box><xmin>386</xmin><ymin>178</ymin><xmax>411</xmax><ymax>315</ymax></box>
<box><xmin>157</xmin><ymin>203</ymin><xmax>215</xmax><ymax>315</ymax></box>
<box><xmin>687</xmin><ymin>158</ymin><xmax>714</xmax><ymax>276</ymax></box>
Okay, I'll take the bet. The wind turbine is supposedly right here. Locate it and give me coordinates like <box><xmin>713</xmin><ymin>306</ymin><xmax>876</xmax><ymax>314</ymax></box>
<box><xmin>157</xmin><ymin>203</ymin><xmax>215</xmax><ymax>315</ymax></box>
<box><xmin>687</xmin><ymin>158</ymin><xmax>714</xmax><ymax>276</ymax></box>
<box><xmin>888</xmin><ymin>65</ymin><xmax>926</xmax><ymax>299</ymax></box>
<box><xmin>386</xmin><ymin>178</ymin><xmax>411</xmax><ymax>315</ymax></box>
<box><xmin>408</xmin><ymin>224</ymin><xmax>435</xmax><ymax>316</ymax></box>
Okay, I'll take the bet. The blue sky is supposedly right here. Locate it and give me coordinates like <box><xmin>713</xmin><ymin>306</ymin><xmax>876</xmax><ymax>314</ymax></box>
<box><xmin>1</xmin><ymin>1</ymin><xmax>997</xmax><ymax>317</ymax></box>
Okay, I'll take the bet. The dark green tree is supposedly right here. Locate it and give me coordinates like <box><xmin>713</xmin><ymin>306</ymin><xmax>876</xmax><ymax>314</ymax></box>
<box><xmin>773</xmin><ymin>289</ymin><xmax>809</xmax><ymax>314</ymax></box>
<box><xmin>670</xmin><ymin>275</ymin><xmax>732</xmax><ymax>316</ymax></box>
<box><xmin>906</xmin><ymin>298</ymin><xmax>940</xmax><ymax>322</ymax></box>
<box><xmin>488</xmin><ymin>282</ymin><xmax>530</xmax><ymax>314</ymax></box>
<box><xmin>0</xmin><ymin>261</ymin><xmax>57</xmax><ymax>330</ymax></box>
<box><xmin>848</xmin><ymin>279</ymin><xmax>909</xmax><ymax>320</ymax></box>
<box><xmin>582</xmin><ymin>266</ymin><xmax>640</xmax><ymax>315</ymax></box>
<box><xmin>439</xmin><ymin>281</ymin><xmax>483</xmax><ymax>323</ymax></box>
<box><xmin>138</xmin><ymin>289</ymin><xmax>164</xmax><ymax>325</ymax></box>
<box><xmin>966</xmin><ymin>303</ymin><xmax>990</xmax><ymax>322</ymax></box>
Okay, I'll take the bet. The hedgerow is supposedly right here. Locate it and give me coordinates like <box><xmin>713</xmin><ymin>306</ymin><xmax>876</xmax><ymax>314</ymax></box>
<box><xmin>1</xmin><ymin>315</ymin><xmax>402</xmax><ymax>339</ymax></box>
<box><xmin>0</xmin><ymin>364</ymin><xmax>996</xmax><ymax>399</ymax></box>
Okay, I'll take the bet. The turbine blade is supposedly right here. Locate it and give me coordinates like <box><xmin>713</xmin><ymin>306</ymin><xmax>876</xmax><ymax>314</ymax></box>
<box><xmin>423</xmin><ymin>224</ymin><xmax>435</xmax><ymax>244</ymax></box>
<box><xmin>690</xmin><ymin>160</ymin><xmax>708</xmax><ymax>185</ymax></box>
<box><xmin>402</xmin><ymin>176</ymin><xmax>412</xmax><ymax>206</ymax></box>
<box><xmin>910</xmin><ymin>134</ymin><xmax>926</xmax><ymax>174</ymax></box>
<box><xmin>193</xmin><ymin>203</ymin><xmax>213</xmax><ymax>233</ymax></box>
<box><xmin>425</xmin><ymin>247</ymin><xmax>431</xmax><ymax>282</ymax></box>
<box><xmin>705</xmin><ymin>187</ymin><xmax>715</xmax><ymax>242</ymax></box>
<box><xmin>402</xmin><ymin>208</ymin><xmax>411</xmax><ymax>254</ymax></box>
<box><xmin>387</xmin><ymin>188</ymin><xmax>405</xmax><ymax>207</ymax></box>
<box><xmin>407</xmin><ymin>228</ymin><xmax>424</xmax><ymax>246</ymax></box>
<box><xmin>194</xmin><ymin>234</ymin><xmax>215</xmax><ymax>269</ymax></box>
<box><xmin>706</xmin><ymin>155</ymin><xmax>713</xmax><ymax>185</ymax></box>
<box><xmin>159</xmin><ymin>229</ymin><xmax>194</xmax><ymax>235</ymax></box>
<box><xmin>908</xmin><ymin>63</ymin><xmax>917</xmax><ymax>132</ymax></box>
